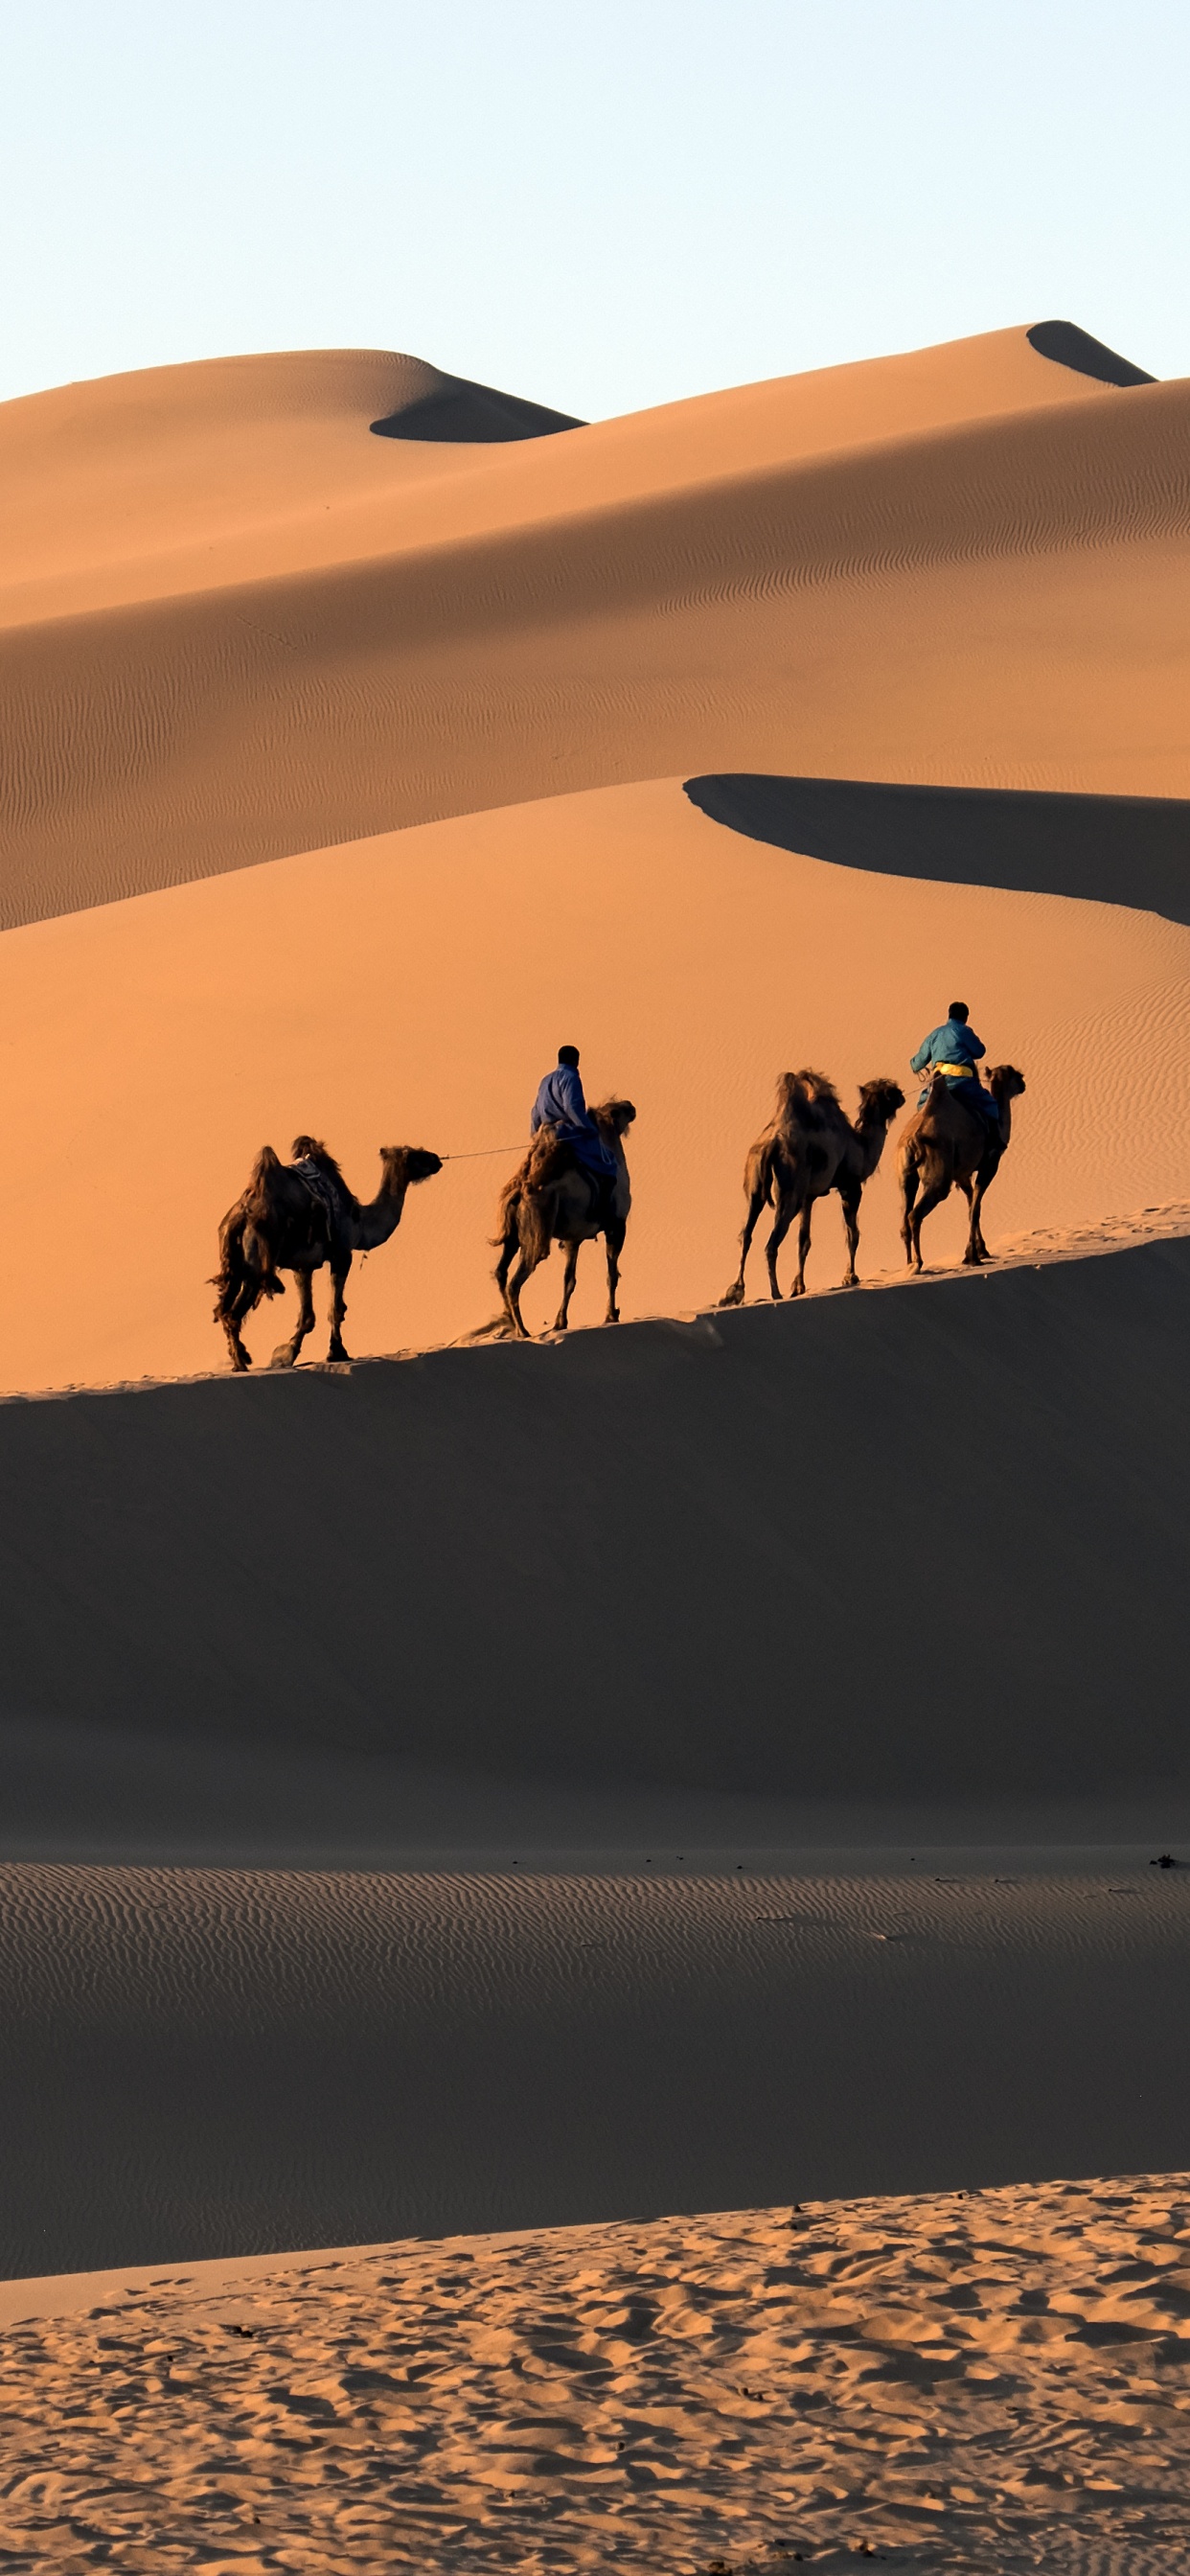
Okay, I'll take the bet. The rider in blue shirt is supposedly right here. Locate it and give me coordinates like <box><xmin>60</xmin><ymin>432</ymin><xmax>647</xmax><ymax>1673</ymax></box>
<box><xmin>909</xmin><ymin>1001</ymin><xmax>999</xmax><ymax>1123</ymax></box>
<box><xmin>531</xmin><ymin>1045</ymin><xmax>619</xmax><ymax>1215</ymax></box>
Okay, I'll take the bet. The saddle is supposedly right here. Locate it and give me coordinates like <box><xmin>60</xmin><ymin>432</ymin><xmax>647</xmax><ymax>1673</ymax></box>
<box><xmin>520</xmin><ymin>1125</ymin><xmax>616</xmax><ymax>1226</ymax></box>
<box><xmin>291</xmin><ymin>1153</ymin><xmax>347</xmax><ymax>1241</ymax></box>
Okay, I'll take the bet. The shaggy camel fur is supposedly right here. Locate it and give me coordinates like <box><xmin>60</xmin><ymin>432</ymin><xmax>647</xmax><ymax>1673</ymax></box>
<box><xmin>721</xmin><ymin>1072</ymin><xmax>905</xmax><ymax>1305</ymax></box>
<box><xmin>492</xmin><ymin>1102</ymin><xmax>636</xmax><ymax>1339</ymax></box>
<box><xmin>897</xmin><ymin>1066</ymin><xmax>1026</xmax><ymax>1273</ymax></box>
<box><xmin>213</xmin><ymin>1135</ymin><xmax>442</xmax><ymax>1371</ymax></box>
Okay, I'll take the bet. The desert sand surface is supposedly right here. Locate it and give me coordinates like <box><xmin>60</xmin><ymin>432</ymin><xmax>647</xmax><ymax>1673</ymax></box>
<box><xmin>3</xmin><ymin>1853</ymin><xmax>1189</xmax><ymax>2275</ymax></box>
<box><xmin>4</xmin><ymin>316</ymin><xmax>1190</xmax><ymax>2559</ymax></box>
<box><xmin>0</xmin><ymin>324</ymin><xmax>1112</xmax><ymax>628</ymax></box>
<box><xmin>2</xmin><ymin>2177</ymin><xmax>1188</xmax><ymax>2571</ymax></box>
<box><xmin>3</xmin><ymin>325</ymin><xmax>1188</xmax><ymax>923</ymax></box>
<box><xmin>4</xmin><ymin>777</ymin><xmax>1190</xmax><ymax>1391</ymax></box>
<box><xmin>0</xmin><ymin>1236</ymin><xmax>1187</xmax><ymax>1808</ymax></box>
<box><xmin>1</xmin><ymin>1224</ymin><xmax>1187</xmax><ymax>2295</ymax></box>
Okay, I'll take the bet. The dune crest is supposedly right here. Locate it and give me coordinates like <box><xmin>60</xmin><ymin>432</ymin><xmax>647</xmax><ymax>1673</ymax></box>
<box><xmin>3</xmin><ymin>323</ymin><xmax>1185</xmax><ymax>927</ymax></box>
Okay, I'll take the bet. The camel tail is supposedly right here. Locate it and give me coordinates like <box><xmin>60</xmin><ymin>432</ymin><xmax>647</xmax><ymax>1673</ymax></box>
<box><xmin>491</xmin><ymin>1173</ymin><xmax>523</xmax><ymax>1248</ymax></box>
<box><xmin>240</xmin><ymin>1146</ymin><xmax>291</xmax><ymax>1298</ymax></box>
<box><xmin>213</xmin><ymin>1152</ymin><xmax>288</xmax><ymax>1323</ymax></box>
<box><xmin>212</xmin><ymin>1206</ymin><xmax>260</xmax><ymax>1325</ymax></box>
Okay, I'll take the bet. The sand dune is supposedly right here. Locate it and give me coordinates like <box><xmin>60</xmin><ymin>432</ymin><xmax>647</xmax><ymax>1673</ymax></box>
<box><xmin>3</xmin><ymin>776</ymin><xmax>1190</xmax><ymax>1392</ymax></box>
<box><xmin>0</xmin><ymin>323</ymin><xmax>1112</xmax><ymax>628</ymax></box>
<box><xmin>0</xmin><ymin>1235</ymin><xmax>1187</xmax><ymax>1818</ymax></box>
<box><xmin>0</xmin><ymin>346</ymin><xmax>580</xmax><ymax>619</ymax></box>
<box><xmin>3</xmin><ymin>329</ymin><xmax>1187</xmax><ymax>924</ymax></box>
<box><xmin>1</xmin><ymin>2178</ymin><xmax>1188</xmax><ymax>2569</ymax></box>
<box><xmin>2</xmin><ymin>1855</ymin><xmax>1189</xmax><ymax>2280</ymax></box>
<box><xmin>4</xmin><ymin>316</ymin><xmax>1190</xmax><ymax>2539</ymax></box>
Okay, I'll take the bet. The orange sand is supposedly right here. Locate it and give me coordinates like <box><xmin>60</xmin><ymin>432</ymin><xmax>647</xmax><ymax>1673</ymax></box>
<box><xmin>3</xmin><ymin>327</ymin><xmax>1190</xmax><ymax>2561</ymax></box>
<box><xmin>1</xmin><ymin>776</ymin><xmax>1188</xmax><ymax>1391</ymax></box>
<box><xmin>3</xmin><ymin>328</ymin><xmax>1189</xmax><ymax>927</ymax></box>
<box><xmin>2</xmin><ymin>2177</ymin><xmax>1188</xmax><ymax>2570</ymax></box>
<box><xmin>2</xmin><ymin>321</ymin><xmax>1188</xmax><ymax>1391</ymax></box>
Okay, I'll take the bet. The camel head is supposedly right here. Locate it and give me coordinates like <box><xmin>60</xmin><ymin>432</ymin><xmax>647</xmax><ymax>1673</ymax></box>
<box><xmin>593</xmin><ymin>1098</ymin><xmax>636</xmax><ymax>1138</ymax></box>
<box><xmin>987</xmin><ymin>1065</ymin><xmax>1026</xmax><ymax>1100</ymax></box>
<box><xmin>857</xmin><ymin>1078</ymin><xmax>906</xmax><ymax>1127</ymax></box>
<box><xmin>380</xmin><ymin>1146</ymin><xmax>444</xmax><ymax>1185</ymax></box>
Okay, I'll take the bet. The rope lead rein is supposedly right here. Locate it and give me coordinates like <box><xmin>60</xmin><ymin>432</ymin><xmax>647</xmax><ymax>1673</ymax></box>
<box><xmin>440</xmin><ymin>1143</ymin><xmax>522</xmax><ymax>1161</ymax></box>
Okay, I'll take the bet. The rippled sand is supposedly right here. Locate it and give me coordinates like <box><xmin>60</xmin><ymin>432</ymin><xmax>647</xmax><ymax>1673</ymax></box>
<box><xmin>4</xmin><ymin>1862</ymin><xmax>1190</xmax><ymax>2282</ymax></box>
<box><xmin>3</xmin><ymin>2175</ymin><xmax>1188</xmax><ymax>2571</ymax></box>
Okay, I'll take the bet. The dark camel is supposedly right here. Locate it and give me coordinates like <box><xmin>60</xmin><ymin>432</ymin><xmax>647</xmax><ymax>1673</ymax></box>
<box><xmin>721</xmin><ymin>1071</ymin><xmax>905</xmax><ymax>1304</ymax></box>
<box><xmin>213</xmin><ymin>1134</ymin><xmax>442</xmax><ymax>1371</ymax></box>
<box><xmin>492</xmin><ymin>1101</ymin><xmax>635</xmax><ymax>1338</ymax></box>
<box><xmin>897</xmin><ymin>1066</ymin><xmax>1025</xmax><ymax>1272</ymax></box>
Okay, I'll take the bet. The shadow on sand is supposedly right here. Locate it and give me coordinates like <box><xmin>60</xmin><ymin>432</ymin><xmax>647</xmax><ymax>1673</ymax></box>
<box><xmin>685</xmin><ymin>772</ymin><xmax>1190</xmax><ymax>926</ymax></box>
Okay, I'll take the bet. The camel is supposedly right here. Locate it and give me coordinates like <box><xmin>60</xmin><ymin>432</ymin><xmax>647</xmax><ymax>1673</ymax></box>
<box><xmin>213</xmin><ymin>1134</ymin><xmax>442</xmax><ymax>1372</ymax></box>
<box><xmin>790</xmin><ymin>1076</ymin><xmax>906</xmax><ymax>1296</ymax></box>
<box><xmin>897</xmin><ymin>1066</ymin><xmax>1025</xmax><ymax>1273</ymax></box>
<box><xmin>492</xmin><ymin>1101</ymin><xmax>635</xmax><ymax>1339</ymax></box>
<box><xmin>721</xmin><ymin>1071</ymin><xmax>905</xmax><ymax>1305</ymax></box>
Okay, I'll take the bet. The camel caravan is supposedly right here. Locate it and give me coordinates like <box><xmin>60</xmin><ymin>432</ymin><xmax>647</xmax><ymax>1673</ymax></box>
<box><xmin>212</xmin><ymin>1013</ymin><xmax>1023</xmax><ymax>1369</ymax></box>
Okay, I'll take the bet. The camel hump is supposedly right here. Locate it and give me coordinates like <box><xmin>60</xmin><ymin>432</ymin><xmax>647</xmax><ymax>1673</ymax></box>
<box><xmin>775</xmin><ymin>1069</ymin><xmax>841</xmax><ymax>1134</ymax></box>
<box><xmin>250</xmin><ymin>1144</ymin><xmax>285</xmax><ymax>1187</ymax></box>
<box><xmin>248</xmin><ymin>1141</ymin><xmax>331</xmax><ymax>1237</ymax></box>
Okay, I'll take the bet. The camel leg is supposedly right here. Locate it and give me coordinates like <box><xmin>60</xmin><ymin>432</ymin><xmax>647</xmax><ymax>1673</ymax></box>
<box><xmin>837</xmin><ymin>1184</ymin><xmax>860</xmax><ymax>1287</ymax></box>
<box><xmin>506</xmin><ymin>1243</ymin><xmax>546</xmax><ymax>1340</ymax></box>
<box><xmin>272</xmin><ymin>1266</ymin><xmax>316</xmax><ymax>1368</ymax></box>
<box><xmin>789</xmin><ymin>1197</ymin><xmax>813</xmax><ymax>1298</ymax></box>
<box><xmin>956</xmin><ymin>1175</ymin><xmax>981</xmax><ymax>1267</ymax></box>
<box><xmin>327</xmin><ymin>1256</ymin><xmax>353</xmax><ymax>1363</ymax></box>
<box><xmin>215</xmin><ymin>1235</ymin><xmax>265</xmax><ymax>1372</ymax></box>
<box><xmin>968</xmin><ymin>1170</ymin><xmax>995</xmax><ymax>1264</ymax></box>
<box><xmin>908</xmin><ymin>1178</ymin><xmax>950</xmax><ymax>1275</ymax></box>
<box><xmin>554</xmin><ymin>1239</ymin><xmax>581</xmax><ymax>1330</ymax></box>
<box><xmin>900</xmin><ymin>1166</ymin><xmax>920</xmax><ymax>1268</ymax></box>
<box><xmin>604</xmin><ymin>1223</ymin><xmax>626</xmax><ymax>1324</ymax></box>
<box><xmin>222</xmin><ymin>1280</ymin><xmax>258</xmax><ymax>1373</ymax></box>
<box><xmin>720</xmin><ymin>1183</ymin><xmax>767</xmax><ymax>1307</ymax></box>
<box><xmin>492</xmin><ymin>1218</ymin><xmax>522</xmax><ymax>1335</ymax></box>
<box><xmin>765</xmin><ymin>1188</ymin><xmax>797</xmax><ymax>1300</ymax></box>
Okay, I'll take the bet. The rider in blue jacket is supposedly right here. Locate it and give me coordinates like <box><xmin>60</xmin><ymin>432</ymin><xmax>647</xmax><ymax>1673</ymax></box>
<box><xmin>531</xmin><ymin>1046</ymin><xmax>619</xmax><ymax>1217</ymax></box>
<box><xmin>910</xmin><ymin>1001</ymin><xmax>999</xmax><ymax>1124</ymax></box>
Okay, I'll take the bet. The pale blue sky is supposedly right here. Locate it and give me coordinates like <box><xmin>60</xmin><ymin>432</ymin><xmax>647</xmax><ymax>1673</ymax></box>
<box><xmin>1</xmin><ymin>0</ymin><xmax>1186</xmax><ymax>419</ymax></box>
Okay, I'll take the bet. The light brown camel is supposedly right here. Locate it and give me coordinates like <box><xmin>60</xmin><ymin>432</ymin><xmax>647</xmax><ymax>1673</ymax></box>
<box><xmin>897</xmin><ymin>1066</ymin><xmax>1025</xmax><ymax>1273</ymax></box>
<box><xmin>492</xmin><ymin>1101</ymin><xmax>635</xmax><ymax>1339</ymax></box>
<box><xmin>721</xmin><ymin>1071</ymin><xmax>905</xmax><ymax>1304</ymax></box>
<box><xmin>790</xmin><ymin>1076</ymin><xmax>906</xmax><ymax>1295</ymax></box>
<box><xmin>213</xmin><ymin>1134</ymin><xmax>442</xmax><ymax>1372</ymax></box>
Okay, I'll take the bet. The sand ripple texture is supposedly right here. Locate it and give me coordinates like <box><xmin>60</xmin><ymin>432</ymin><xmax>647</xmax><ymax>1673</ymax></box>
<box><xmin>2</xmin><ymin>2178</ymin><xmax>1189</xmax><ymax>2571</ymax></box>
<box><xmin>3</xmin><ymin>1866</ymin><xmax>1190</xmax><ymax>2282</ymax></box>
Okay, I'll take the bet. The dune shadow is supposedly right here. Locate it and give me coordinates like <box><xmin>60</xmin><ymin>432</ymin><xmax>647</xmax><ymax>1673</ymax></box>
<box><xmin>371</xmin><ymin>377</ymin><xmax>584</xmax><ymax>444</ymax></box>
<box><xmin>684</xmin><ymin>773</ymin><xmax>1190</xmax><ymax>927</ymax></box>
<box><xmin>1026</xmin><ymin>318</ymin><xmax>1155</xmax><ymax>387</ymax></box>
